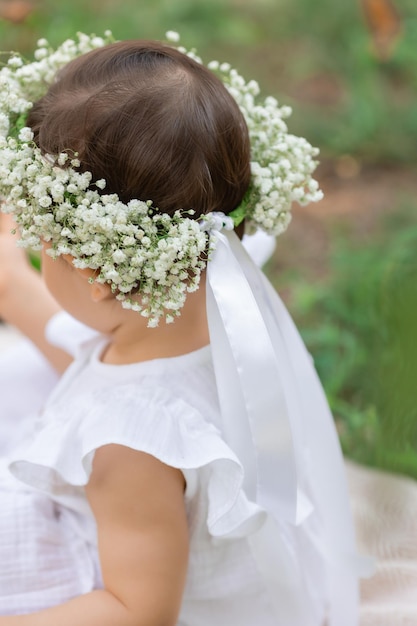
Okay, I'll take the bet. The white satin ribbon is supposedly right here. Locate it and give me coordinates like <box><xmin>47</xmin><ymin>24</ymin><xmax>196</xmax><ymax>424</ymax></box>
<box><xmin>205</xmin><ymin>221</ymin><xmax>364</xmax><ymax>626</ymax></box>
<box><xmin>207</xmin><ymin>227</ymin><xmax>301</xmax><ymax>524</ymax></box>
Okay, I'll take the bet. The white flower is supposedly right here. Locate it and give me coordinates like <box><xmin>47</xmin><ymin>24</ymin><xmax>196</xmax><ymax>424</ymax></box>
<box><xmin>39</xmin><ymin>196</ymin><xmax>52</xmax><ymax>208</ymax></box>
<box><xmin>0</xmin><ymin>29</ymin><xmax>322</xmax><ymax>326</ymax></box>
<box><xmin>95</xmin><ymin>178</ymin><xmax>106</xmax><ymax>190</ymax></box>
<box><xmin>34</xmin><ymin>48</ymin><xmax>49</xmax><ymax>61</ymax></box>
<box><xmin>57</xmin><ymin>153</ymin><xmax>68</xmax><ymax>165</ymax></box>
<box><xmin>112</xmin><ymin>249</ymin><xmax>126</xmax><ymax>263</ymax></box>
<box><xmin>220</xmin><ymin>62</ymin><xmax>231</xmax><ymax>73</ymax></box>
<box><xmin>165</xmin><ymin>31</ymin><xmax>180</xmax><ymax>43</ymax></box>
<box><xmin>7</xmin><ymin>56</ymin><xmax>23</xmax><ymax>68</ymax></box>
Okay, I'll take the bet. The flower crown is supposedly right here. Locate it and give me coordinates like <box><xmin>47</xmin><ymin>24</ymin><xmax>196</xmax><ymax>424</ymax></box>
<box><xmin>0</xmin><ymin>31</ymin><xmax>322</xmax><ymax>326</ymax></box>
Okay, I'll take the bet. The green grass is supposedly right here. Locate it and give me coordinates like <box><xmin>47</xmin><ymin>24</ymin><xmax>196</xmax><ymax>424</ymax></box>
<box><xmin>269</xmin><ymin>207</ymin><xmax>417</xmax><ymax>479</ymax></box>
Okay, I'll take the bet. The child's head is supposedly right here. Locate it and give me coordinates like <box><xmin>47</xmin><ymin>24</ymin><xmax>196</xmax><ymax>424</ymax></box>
<box><xmin>0</xmin><ymin>33</ymin><xmax>322</xmax><ymax>325</ymax></box>
<box><xmin>27</xmin><ymin>40</ymin><xmax>251</xmax><ymax>218</ymax></box>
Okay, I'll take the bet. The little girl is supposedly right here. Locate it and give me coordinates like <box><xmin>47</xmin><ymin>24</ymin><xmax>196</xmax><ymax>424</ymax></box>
<box><xmin>0</xmin><ymin>33</ymin><xmax>361</xmax><ymax>626</ymax></box>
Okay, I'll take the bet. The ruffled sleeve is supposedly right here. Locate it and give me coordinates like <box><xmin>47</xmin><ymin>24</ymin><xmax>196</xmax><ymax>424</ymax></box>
<box><xmin>8</xmin><ymin>384</ymin><xmax>266</xmax><ymax>539</ymax></box>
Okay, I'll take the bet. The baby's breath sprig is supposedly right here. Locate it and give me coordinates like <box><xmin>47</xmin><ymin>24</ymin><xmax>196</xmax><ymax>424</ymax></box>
<box><xmin>0</xmin><ymin>31</ymin><xmax>323</xmax><ymax>326</ymax></box>
<box><xmin>204</xmin><ymin>59</ymin><xmax>323</xmax><ymax>236</ymax></box>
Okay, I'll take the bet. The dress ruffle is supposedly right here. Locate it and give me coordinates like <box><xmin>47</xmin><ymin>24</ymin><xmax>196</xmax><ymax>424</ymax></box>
<box><xmin>9</xmin><ymin>383</ymin><xmax>266</xmax><ymax>539</ymax></box>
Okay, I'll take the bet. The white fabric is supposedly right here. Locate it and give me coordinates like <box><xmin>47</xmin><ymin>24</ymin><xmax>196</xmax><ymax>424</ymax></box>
<box><xmin>207</xmin><ymin>228</ymin><xmax>362</xmax><ymax>625</ymax></box>
<box><xmin>0</xmin><ymin>473</ymin><xmax>99</xmax><ymax>615</ymax></box>
<box><xmin>241</xmin><ymin>230</ymin><xmax>276</xmax><ymax>268</ymax></box>
<box><xmin>347</xmin><ymin>461</ymin><xmax>417</xmax><ymax>626</ymax></box>
<box><xmin>0</xmin><ymin>320</ymin><xmax>103</xmax><ymax>614</ymax></box>
<box><xmin>1</xmin><ymin>315</ymin><xmax>417</xmax><ymax>623</ymax></box>
<box><xmin>7</xmin><ymin>329</ymin><xmax>325</xmax><ymax>625</ymax></box>
<box><xmin>0</xmin><ymin>339</ymin><xmax>58</xmax><ymax>456</ymax></box>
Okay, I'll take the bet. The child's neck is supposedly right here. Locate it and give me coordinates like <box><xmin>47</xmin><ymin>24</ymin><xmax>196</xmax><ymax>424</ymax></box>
<box><xmin>100</xmin><ymin>282</ymin><xmax>210</xmax><ymax>365</ymax></box>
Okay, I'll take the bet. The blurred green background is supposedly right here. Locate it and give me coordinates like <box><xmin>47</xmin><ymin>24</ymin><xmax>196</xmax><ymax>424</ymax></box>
<box><xmin>1</xmin><ymin>0</ymin><xmax>417</xmax><ymax>476</ymax></box>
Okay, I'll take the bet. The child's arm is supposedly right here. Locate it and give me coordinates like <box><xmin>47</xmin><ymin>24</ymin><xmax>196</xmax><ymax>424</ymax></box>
<box><xmin>0</xmin><ymin>444</ymin><xmax>189</xmax><ymax>626</ymax></box>
<box><xmin>0</xmin><ymin>213</ymin><xmax>72</xmax><ymax>373</ymax></box>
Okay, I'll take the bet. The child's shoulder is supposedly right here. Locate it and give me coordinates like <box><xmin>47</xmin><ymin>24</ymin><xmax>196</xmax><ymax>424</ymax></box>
<box><xmin>11</xmin><ymin>334</ymin><xmax>259</xmax><ymax>541</ymax></box>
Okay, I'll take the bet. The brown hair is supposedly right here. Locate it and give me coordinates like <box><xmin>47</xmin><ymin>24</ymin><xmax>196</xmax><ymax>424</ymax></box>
<box><xmin>27</xmin><ymin>40</ymin><xmax>251</xmax><ymax>218</ymax></box>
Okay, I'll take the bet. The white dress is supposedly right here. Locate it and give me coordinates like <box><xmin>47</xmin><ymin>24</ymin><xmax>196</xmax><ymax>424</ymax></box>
<box><xmin>0</xmin><ymin>316</ymin><xmax>328</xmax><ymax>625</ymax></box>
<box><xmin>3</xmin><ymin>311</ymin><xmax>417</xmax><ymax>624</ymax></box>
